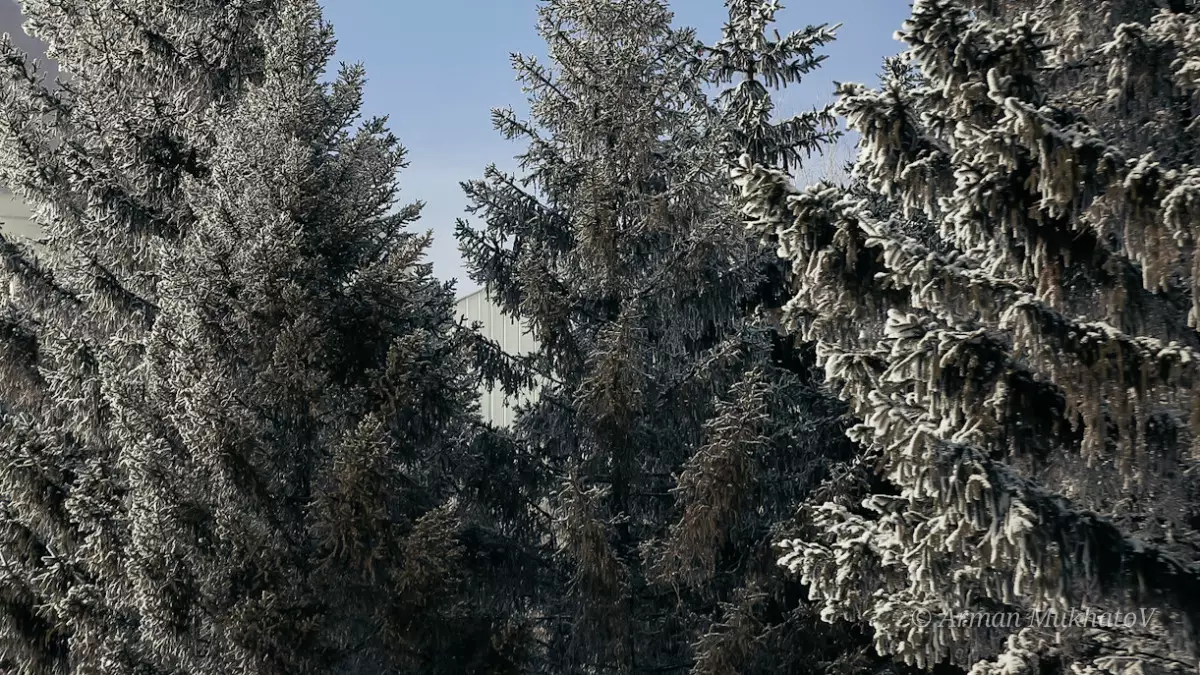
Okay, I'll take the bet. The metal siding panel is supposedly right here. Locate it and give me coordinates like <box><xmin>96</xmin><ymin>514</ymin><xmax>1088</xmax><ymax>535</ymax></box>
<box><xmin>453</xmin><ymin>287</ymin><xmax>542</xmax><ymax>427</ymax></box>
<box><xmin>0</xmin><ymin>192</ymin><xmax>40</xmax><ymax>241</ymax></box>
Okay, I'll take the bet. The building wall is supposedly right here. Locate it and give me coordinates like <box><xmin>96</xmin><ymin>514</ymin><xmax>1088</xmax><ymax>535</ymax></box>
<box><xmin>0</xmin><ymin>189</ymin><xmax>40</xmax><ymax>242</ymax></box>
<box><xmin>454</xmin><ymin>287</ymin><xmax>539</xmax><ymax>427</ymax></box>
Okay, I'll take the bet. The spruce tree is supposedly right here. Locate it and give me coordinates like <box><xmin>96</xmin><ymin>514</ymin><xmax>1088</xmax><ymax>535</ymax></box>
<box><xmin>0</xmin><ymin>1</ymin><xmax>527</xmax><ymax>673</ymax></box>
<box><xmin>706</xmin><ymin>0</ymin><xmax>838</xmax><ymax>172</ymax></box>
<box><xmin>735</xmin><ymin>1</ymin><xmax>1200</xmax><ymax>674</ymax></box>
<box><xmin>0</xmin><ymin>2</ymin><xmax>275</xmax><ymax>672</ymax></box>
<box><xmin>458</xmin><ymin>0</ymin><xmax>893</xmax><ymax>672</ymax></box>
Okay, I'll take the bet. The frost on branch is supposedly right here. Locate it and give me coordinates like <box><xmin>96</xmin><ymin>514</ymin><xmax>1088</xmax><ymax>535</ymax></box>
<box><xmin>738</xmin><ymin>1</ymin><xmax>1200</xmax><ymax>673</ymax></box>
<box><xmin>456</xmin><ymin>1</ymin><xmax>880</xmax><ymax>673</ymax></box>
<box><xmin>0</xmin><ymin>1</ymin><xmax>527</xmax><ymax>673</ymax></box>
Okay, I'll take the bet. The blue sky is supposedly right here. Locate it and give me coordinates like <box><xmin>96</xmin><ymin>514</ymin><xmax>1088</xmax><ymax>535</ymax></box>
<box><xmin>317</xmin><ymin>0</ymin><xmax>914</xmax><ymax>295</ymax></box>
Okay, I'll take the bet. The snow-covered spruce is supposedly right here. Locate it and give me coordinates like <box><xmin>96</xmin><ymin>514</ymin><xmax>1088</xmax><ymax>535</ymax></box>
<box><xmin>0</xmin><ymin>2</ymin><xmax>531</xmax><ymax>674</ymax></box>
<box><xmin>455</xmin><ymin>1</ymin><xmax>884</xmax><ymax>673</ymax></box>
<box><xmin>737</xmin><ymin>2</ymin><xmax>1200</xmax><ymax>674</ymax></box>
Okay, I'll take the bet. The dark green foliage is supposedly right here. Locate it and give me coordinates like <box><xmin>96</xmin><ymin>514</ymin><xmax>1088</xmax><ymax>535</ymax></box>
<box><xmin>0</xmin><ymin>2</ymin><xmax>529</xmax><ymax>673</ymax></box>
<box><xmin>457</xmin><ymin>1</ymin><xmax>915</xmax><ymax>673</ymax></box>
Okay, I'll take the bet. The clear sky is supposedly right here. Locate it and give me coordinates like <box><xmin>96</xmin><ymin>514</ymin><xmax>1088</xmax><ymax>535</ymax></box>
<box><xmin>1</xmin><ymin>0</ymin><xmax>914</xmax><ymax>296</ymax></box>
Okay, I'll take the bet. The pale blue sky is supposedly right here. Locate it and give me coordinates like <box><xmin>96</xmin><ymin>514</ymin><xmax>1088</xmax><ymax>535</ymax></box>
<box><xmin>317</xmin><ymin>1</ymin><xmax>914</xmax><ymax>295</ymax></box>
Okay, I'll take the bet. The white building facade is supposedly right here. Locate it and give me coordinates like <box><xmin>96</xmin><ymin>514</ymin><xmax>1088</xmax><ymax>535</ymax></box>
<box><xmin>455</xmin><ymin>287</ymin><xmax>539</xmax><ymax>427</ymax></box>
<box><xmin>0</xmin><ymin>188</ymin><xmax>40</xmax><ymax>242</ymax></box>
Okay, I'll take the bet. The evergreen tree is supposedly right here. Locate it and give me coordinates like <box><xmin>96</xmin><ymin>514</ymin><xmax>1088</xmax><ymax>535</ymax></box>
<box><xmin>0</xmin><ymin>2</ymin><xmax>276</xmax><ymax>672</ymax></box>
<box><xmin>458</xmin><ymin>0</ymin><xmax>894</xmax><ymax>672</ymax></box>
<box><xmin>0</xmin><ymin>1</ymin><xmax>527</xmax><ymax>673</ymax></box>
<box><xmin>706</xmin><ymin>0</ymin><xmax>838</xmax><ymax>172</ymax></box>
<box><xmin>735</xmin><ymin>1</ymin><xmax>1200</xmax><ymax>674</ymax></box>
